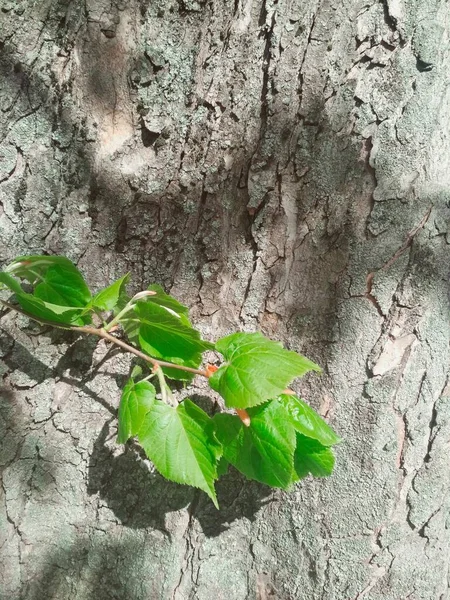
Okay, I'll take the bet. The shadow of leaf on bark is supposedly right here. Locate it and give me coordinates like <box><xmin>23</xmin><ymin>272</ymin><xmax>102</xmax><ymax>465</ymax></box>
<box><xmin>87</xmin><ymin>419</ymin><xmax>273</xmax><ymax>537</ymax></box>
<box><xmin>19</xmin><ymin>535</ymin><xmax>164</xmax><ymax>600</ymax></box>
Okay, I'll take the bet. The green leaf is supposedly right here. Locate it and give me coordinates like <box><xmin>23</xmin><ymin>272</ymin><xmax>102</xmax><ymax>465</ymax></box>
<box><xmin>0</xmin><ymin>267</ymin><xmax>89</xmax><ymax>326</ymax></box>
<box><xmin>13</xmin><ymin>293</ymin><xmax>88</xmax><ymax>326</ymax></box>
<box><xmin>294</xmin><ymin>434</ymin><xmax>335</xmax><ymax>479</ymax></box>
<box><xmin>2</xmin><ymin>255</ymin><xmax>92</xmax><ymax>324</ymax></box>
<box><xmin>213</xmin><ymin>399</ymin><xmax>297</xmax><ymax>488</ymax></box>
<box><xmin>121</xmin><ymin>301</ymin><xmax>212</xmax><ymax>380</ymax></box>
<box><xmin>119</xmin><ymin>286</ymin><xmax>213</xmax><ymax>380</ymax></box>
<box><xmin>281</xmin><ymin>394</ymin><xmax>341</xmax><ymax>446</ymax></box>
<box><xmin>4</xmin><ymin>255</ymin><xmax>79</xmax><ymax>281</ymax></box>
<box><xmin>146</xmin><ymin>284</ymin><xmax>192</xmax><ymax>327</ymax></box>
<box><xmin>216</xmin><ymin>457</ymin><xmax>229</xmax><ymax>477</ymax></box>
<box><xmin>117</xmin><ymin>378</ymin><xmax>156</xmax><ymax>444</ymax></box>
<box><xmin>138</xmin><ymin>399</ymin><xmax>222</xmax><ymax>507</ymax></box>
<box><xmin>33</xmin><ymin>264</ymin><xmax>91</xmax><ymax>307</ymax></box>
<box><xmin>136</xmin><ymin>300</ymin><xmax>214</xmax><ymax>358</ymax></box>
<box><xmin>5</xmin><ymin>256</ymin><xmax>91</xmax><ymax>301</ymax></box>
<box><xmin>90</xmin><ymin>273</ymin><xmax>130</xmax><ymax>312</ymax></box>
<box><xmin>209</xmin><ymin>332</ymin><xmax>321</xmax><ymax>409</ymax></box>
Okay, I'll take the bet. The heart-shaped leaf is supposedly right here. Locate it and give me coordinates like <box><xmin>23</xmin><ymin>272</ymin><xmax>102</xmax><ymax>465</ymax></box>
<box><xmin>209</xmin><ymin>332</ymin><xmax>321</xmax><ymax>408</ymax></box>
<box><xmin>138</xmin><ymin>399</ymin><xmax>222</xmax><ymax>507</ymax></box>
<box><xmin>294</xmin><ymin>435</ymin><xmax>336</xmax><ymax>478</ymax></box>
<box><xmin>117</xmin><ymin>378</ymin><xmax>156</xmax><ymax>444</ymax></box>
<box><xmin>213</xmin><ymin>398</ymin><xmax>297</xmax><ymax>488</ymax></box>
<box><xmin>280</xmin><ymin>394</ymin><xmax>341</xmax><ymax>446</ymax></box>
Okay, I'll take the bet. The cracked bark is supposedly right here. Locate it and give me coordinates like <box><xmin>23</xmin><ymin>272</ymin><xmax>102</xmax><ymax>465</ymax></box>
<box><xmin>1</xmin><ymin>0</ymin><xmax>450</xmax><ymax>599</ymax></box>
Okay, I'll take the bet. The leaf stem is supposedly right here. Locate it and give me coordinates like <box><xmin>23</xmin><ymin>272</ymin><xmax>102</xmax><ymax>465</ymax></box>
<box><xmin>103</xmin><ymin>303</ymin><xmax>134</xmax><ymax>332</ymax></box>
<box><xmin>0</xmin><ymin>299</ymin><xmax>209</xmax><ymax>378</ymax></box>
<box><xmin>77</xmin><ymin>326</ymin><xmax>209</xmax><ymax>377</ymax></box>
<box><xmin>103</xmin><ymin>290</ymin><xmax>157</xmax><ymax>332</ymax></box>
<box><xmin>153</xmin><ymin>365</ymin><xmax>177</xmax><ymax>407</ymax></box>
<box><xmin>154</xmin><ymin>365</ymin><xmax>168</xmax><ymax>404</ymax></box>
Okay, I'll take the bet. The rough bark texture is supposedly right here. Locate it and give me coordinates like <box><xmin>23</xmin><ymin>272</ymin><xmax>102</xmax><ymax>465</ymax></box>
<box><xmin>1</xmin><ymin>0</ymin><xmax>449</xmax><ymax>598</ymax></box>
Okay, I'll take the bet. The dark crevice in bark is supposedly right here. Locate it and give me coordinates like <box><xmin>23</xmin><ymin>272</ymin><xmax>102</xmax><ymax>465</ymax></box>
<box><xmin>171</xmin><ymin>492</ymin><xmax>201</xmax><ymax>599</ymax></box>
<box><xmin>258</xmin><ymin>1</ymin><xmax>276</xmax><ymax>143</ymax></box>
<box><xmin>365</xmin><ymin>272</ymin><xmax>385</xmax><ymax>318</ymax></box>
<box><xmin>363</xmin><ymin>136</ymin><xmax>377</xmax><ymax>240</ymax></box>
<box><xmin>379</xmin><ymin>0</ymin><xmax>405</xmax><ymax>45</ymax></box>
<box><xmin>416</xmin><ymin>58</ymin><xmax>434</xmax><ymax>73</ymax></box>
<box><xmin>424</xmin><ymin>398</ymin><xmax>439</xmax><ymax>463</ymax></box>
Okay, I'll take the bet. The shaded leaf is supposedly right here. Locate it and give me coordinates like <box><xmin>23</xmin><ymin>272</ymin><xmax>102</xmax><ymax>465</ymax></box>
<box><xmin>294</xmin><ymin>434</ymin><xmax>335</xmax><ymax>479</ymax></box>
<box><xmin>216</xmin><ymin>456</ymin><xmax>229</xmax><ymax>477</ymax></box>
<box><xmin>117</xmin><ymin>378</ymin><xmax>156</xmax><ymax>444</ymax></box>
<box><xmin>281</xmin><ymin>394</ymin><xmax>341</xmax><ymax>446</ymax></box>
<box><xmin>138</xmin><ymin>399</ymin><xmax>221</xmax><ymax>507</ymax></box>
<box><xmin>213</xmin><ymin>399</ymin><xmax>297</xmax><ymax>488</ymax></box>
<box><xmin>33</xmin><ymin>264</ymin><xmax>91</xmax><ymax>307</ymax></box>
<box><xmin>90</xmin><ymin>273</ymin><xmax>130</xmax><ymax>312</ymax></box>
<box><xmin>209</xmin><ymin>332</ymin><xmax>321</xmax><ymax>409</ymax></box>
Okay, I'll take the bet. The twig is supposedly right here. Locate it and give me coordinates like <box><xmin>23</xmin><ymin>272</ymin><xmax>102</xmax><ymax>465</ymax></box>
<box><xmin>0</xmin><ymin>299</ymin><xmax>208</xmax><ymax>378</ymax></box>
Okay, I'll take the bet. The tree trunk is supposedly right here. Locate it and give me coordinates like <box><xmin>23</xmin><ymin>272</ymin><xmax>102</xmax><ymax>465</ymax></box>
<box><xmin>1</xmin><ymin>0</ymin><xmax>449</xmax><ymax>598</ymax></box>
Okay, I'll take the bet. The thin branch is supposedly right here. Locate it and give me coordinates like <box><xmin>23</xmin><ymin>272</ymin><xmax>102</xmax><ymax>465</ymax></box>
<box><xmin>78</xmin><ymin>326</ymin><xmax>208</xmax><ymax>377</ymax></box>
<box><xmin>0</xmin><ymin>299</ymin><xmax>74</xmax><ymax>329</ymax></box>
<box><xmin>0</xmin><ymin>299</ymin><xmax>208</xmax><ymax>378</ymax></box>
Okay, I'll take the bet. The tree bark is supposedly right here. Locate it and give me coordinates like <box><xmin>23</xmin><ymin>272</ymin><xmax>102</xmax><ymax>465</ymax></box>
<box><xmin>1</xmin><ymin>0</ymin><xmax>449</xmax><ymax>599</ymax></box>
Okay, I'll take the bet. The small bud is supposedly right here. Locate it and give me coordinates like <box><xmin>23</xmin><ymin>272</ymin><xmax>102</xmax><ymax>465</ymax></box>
<box><xmin>132</xmin><ymin>290</ymin><xmax>157</xmax><ymax>301</ymax></box>
<box><xmin>236</xmin><ymin>408</ymin><xmax>251</xmax><ymax>427</ymax></box>
<box><xmin>205</xmin><ymin>364</ymin><xmax>219</xmax><ymax>377</ymax></box>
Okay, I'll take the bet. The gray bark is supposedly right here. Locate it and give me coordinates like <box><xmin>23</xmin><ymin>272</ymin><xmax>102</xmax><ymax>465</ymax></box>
<box><xmin>1</xmin><ymin>0</ymin><xmax>449</xmax><ymax>598</ymax></box>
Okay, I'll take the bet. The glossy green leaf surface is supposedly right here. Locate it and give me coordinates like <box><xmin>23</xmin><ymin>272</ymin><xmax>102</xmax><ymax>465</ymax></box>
<box><xmin>14</xmin><ymin>294</ymin><xmax>88</xmax><ymax>325</ymax></box>
<box><xmin>294</xmin><ymin>435</ymin><xmax>335</xmax><ymax>478</ymax></box>
<box><xmin>135</xmin><ymin>300</ymin><xmax>213</xmax><ymax>358</ymax></box>
<box><xmin>117</xmin><ymin>378</ymin><xmax>156</xmax><ymax>444</ymax></box>
<box><xmin>90</xmin><ymin>273</ymin><xmax>130</xmax><ymax>312</ymax></box>
<box><xmin>5</xmin><ymin>255</ymin><xmax>83</xmax><ymax>283</ymax></box>
<box><xmin>1</xmin><ymin>255</ymin><xmax>92</xmax><ymax>325</ymax></box>
<box><xmin>213</xmin><ymin>399</ymin><xmax>297</xmax><ymax>488</ymax></box>
<box><xmin>209</xmin><ymin>332</ymin><xmax>321</xmax><ymax>409</ymax></box>
<box><xmin>0</xmin><ymin>271</ymin><xmax>88</xmax><ymax>325</ymax></box>
<box><xmin>33</xmin><ymin>264</ymin><xmax>91</xmax><ymax>307</ymax></box>
<box><xmin>281</xmin><ymin>394</ymin><xmax>341</xmax><ymax>446</ymax></box>
<box><xmin>146</xmin><ymin>284</ymin><xmax>192</xmax><ymax>327</ymax></box>
<box><xmin>123</xmin><ymin>301</ymin><xmax>212</xmax><ymax>380</ymax></box>
<box><xmin>138</xmin><ymin>399</ymin><xmax>221</xmax><ymax>507</ymax></box>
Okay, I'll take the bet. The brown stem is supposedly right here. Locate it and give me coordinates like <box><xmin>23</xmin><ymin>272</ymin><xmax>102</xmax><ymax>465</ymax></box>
<box><xmin>0</xmin><ymin>299</ymin><xmax>208</xmax><ymax>378</ymax></box>
<box><xmin>77</xmin><ymin>326</ymin><xmax>208</xmax><ymax>377</ymax></box>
